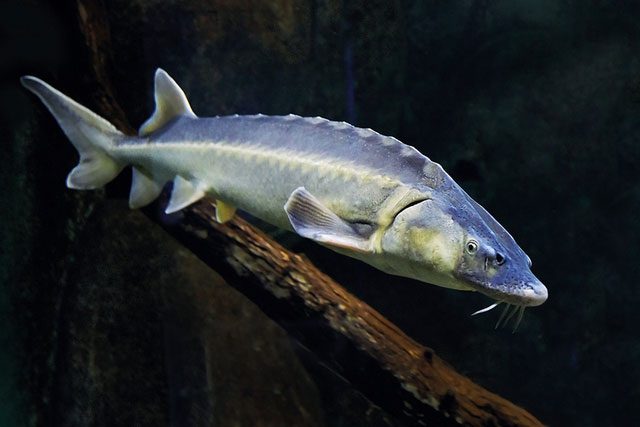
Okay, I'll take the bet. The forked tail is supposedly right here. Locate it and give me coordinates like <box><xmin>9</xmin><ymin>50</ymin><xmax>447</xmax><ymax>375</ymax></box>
<box><xmin>20</xmin><ymin>70</ymin><xmax>230</xmax><ymax>218</ymax></box>
<box><xmin>20</xmin><ymin>76</ymin><xmax>124</xmax><ymax>189</ymax></box>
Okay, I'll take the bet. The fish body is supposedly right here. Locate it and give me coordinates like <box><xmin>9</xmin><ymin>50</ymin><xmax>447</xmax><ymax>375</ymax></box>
<box><xmin>20</xmin><ymin>69</ymin><xmax>547</xmax><ymax>317</ymax></box>
<box><xmin>125</xmin><ymin>113</ymin><xmax>427</xmax><ymax>231</ymax></box>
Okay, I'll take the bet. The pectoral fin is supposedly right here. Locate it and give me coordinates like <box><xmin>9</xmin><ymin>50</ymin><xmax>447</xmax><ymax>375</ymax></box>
<box><xmin>165</xmin><ymin>176</ymin><xmax>206</xmax><ymax>214</ymax></box>
<box><xmin>284</xmin><ymin>187</ymin><xmax>372</xmax><ymax>252</ymax></box>
<box><xmin>215</xmin><ymin>200</ymin><xmax>237</xmax><ymax>223</ymax></box>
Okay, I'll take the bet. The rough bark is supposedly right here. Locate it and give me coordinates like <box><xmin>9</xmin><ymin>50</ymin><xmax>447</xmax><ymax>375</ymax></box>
<box><xmin>156</xmin><ymin>200</ymin><xmax>543</xmax><ymax>427</ymax></box>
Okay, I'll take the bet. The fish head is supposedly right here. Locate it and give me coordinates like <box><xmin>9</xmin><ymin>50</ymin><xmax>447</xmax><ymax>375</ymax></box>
<box><xmin>381</xmin><ymin>188</ymin><xmax>547</xmax><ymax>307</ymax></box>
<box><xmin>452</xmin><ymin>218</ymin><xmax>548</xmax><ymax>307</ymax></box>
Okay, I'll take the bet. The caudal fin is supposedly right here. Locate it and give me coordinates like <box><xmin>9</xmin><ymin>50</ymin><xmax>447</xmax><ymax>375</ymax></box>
<box><xmin>20</xmin><ymin>76</ymin><xmax>124</xmax><ymax>189</ymax></box>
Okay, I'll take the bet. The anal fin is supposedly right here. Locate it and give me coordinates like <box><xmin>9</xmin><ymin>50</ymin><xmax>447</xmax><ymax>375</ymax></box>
<box><xmin>215</xmin><ymin>200</ymin><xmax>237</xmax><ymax>223</ymax></box>
<box><xmin>129</xmin><ymin>167</ymin><xmax>163</xmax><ymax>209</ymax></box>
<box><xmin>165</xmin><ymin>175</ymin><xmax>206</xmax><ymax>214</ymax></box>
<box><xmin>284</xmin><ymin>187</ymin><xmax>372</xmax><ymax>253</ymax></box>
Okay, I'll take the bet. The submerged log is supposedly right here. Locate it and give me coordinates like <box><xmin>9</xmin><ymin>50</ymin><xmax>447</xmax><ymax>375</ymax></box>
<box><xmin>158</xmin><ymin>201</ymin><xmax>544</xmax><ymax>427</ymax></box>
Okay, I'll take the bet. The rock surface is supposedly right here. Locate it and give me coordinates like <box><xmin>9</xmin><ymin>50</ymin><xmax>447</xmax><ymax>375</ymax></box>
<box><xmin>53</xmin><ymin>201</ymin><xmax>326</xmax><ymax>427</ymax></box>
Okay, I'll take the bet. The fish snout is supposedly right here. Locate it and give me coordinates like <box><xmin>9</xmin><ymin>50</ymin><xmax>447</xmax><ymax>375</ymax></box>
<box><xmin>521</xmin><ymin>279</ymin><xmax>548</xmax><ymax>307</ymax></box>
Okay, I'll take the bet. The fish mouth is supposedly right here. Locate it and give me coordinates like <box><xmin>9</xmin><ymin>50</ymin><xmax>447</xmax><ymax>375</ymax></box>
<box><xmin>469</xmin><ymin>277</ymin><xmax>547</xmax><ymax>331</ymax></box>
<box><xmin>518</xmin><ymin>279</ymin><xmax>548</xmax><ymax>306</ymax></box>
<box><xmin>473</xmin><ymin>278</ymin><xmax>548</xmax><ymax>307</ymax></box>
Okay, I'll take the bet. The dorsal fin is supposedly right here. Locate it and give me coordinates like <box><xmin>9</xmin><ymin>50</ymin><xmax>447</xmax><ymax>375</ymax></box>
<box><xmin>139</xmin><ymin>68</ymin><xmax>196</xmax><ymax>136</ymax></box>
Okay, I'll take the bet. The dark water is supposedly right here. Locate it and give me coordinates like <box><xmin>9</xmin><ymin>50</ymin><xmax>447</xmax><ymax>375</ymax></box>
<box><xmin>2</xmin><ymin>1</ymin><xmax>639</xmax><ymax>426</ymax></box>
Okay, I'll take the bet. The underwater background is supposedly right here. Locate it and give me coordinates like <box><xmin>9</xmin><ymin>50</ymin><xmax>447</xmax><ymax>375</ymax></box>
<box><xmin>2</xmin><ymin>1</ymin><xmax>639</xmax><ymax>426</ymax></box>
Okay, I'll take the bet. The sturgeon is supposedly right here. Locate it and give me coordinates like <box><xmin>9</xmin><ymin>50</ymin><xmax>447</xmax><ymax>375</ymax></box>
<box><xmin>21</xmin><ymin>69</ymin><xmax>547</xmax><ymax>327</ymax></box>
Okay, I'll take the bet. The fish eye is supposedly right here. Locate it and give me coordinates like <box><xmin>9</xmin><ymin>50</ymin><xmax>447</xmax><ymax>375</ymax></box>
<box><xmin>466</xmin><ymin>240</ymin><xmax>478</xmax><ymax>254</ymax></box>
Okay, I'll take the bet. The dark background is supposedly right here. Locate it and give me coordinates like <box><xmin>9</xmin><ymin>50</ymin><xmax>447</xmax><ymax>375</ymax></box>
<box><xmin>2</xmin><ymin>0</ymin><xmax>639</xmax><ymax>426</ymax></box>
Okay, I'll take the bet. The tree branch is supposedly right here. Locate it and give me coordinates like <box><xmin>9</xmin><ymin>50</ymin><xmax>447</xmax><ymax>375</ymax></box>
<box><xmin>156</xmin><ymin>200</ymin><xmax>544</xmax><ymax>427</ymax></box>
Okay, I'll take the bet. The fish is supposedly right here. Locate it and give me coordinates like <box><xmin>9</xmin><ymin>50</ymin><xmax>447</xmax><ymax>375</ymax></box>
<box><xmin>20</xmin><ymin>69</ymin><xmax>547</xmax><ymax>328</ymax></box>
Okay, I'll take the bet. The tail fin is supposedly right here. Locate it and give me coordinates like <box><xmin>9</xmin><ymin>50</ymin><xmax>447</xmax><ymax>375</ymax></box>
<box><xmin>20</xmin><ymin>76</ymin><xmax>125</xmax><ymax>189</ymax></box>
